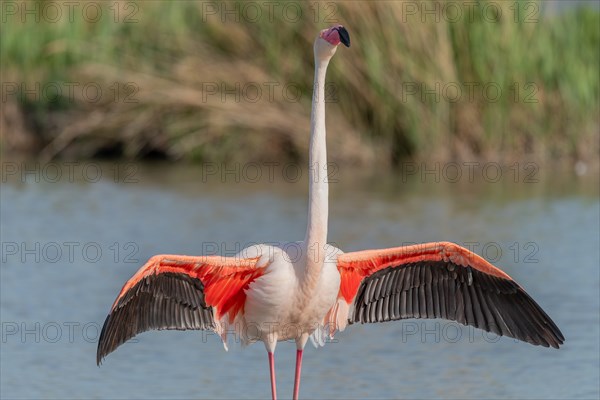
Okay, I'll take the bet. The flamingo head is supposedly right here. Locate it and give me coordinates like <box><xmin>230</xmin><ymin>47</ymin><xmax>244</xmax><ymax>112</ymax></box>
<box><xmin>315</xmin><ymin>25</ymin><xmax>350</xmax><ymax>61</ymax></box>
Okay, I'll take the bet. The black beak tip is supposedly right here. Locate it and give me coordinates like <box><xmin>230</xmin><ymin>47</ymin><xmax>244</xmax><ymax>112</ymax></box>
<box><xmin>336</xmin><ymin>26</ymin><xmax>351</xmax><ymax>48</ymax></box>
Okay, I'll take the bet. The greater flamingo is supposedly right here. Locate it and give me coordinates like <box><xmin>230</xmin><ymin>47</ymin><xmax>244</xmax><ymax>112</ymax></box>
<box><xmin>97</xmin><ymin>25</ymin><xmax>564</xmax><ymax>399</ymax></box>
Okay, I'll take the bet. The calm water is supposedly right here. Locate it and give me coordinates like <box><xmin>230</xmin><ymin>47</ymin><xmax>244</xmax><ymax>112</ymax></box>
<box><xmin>1</xmin><ymin>162</ymin><xmax>599</xmax><ymax>399</ymax></box>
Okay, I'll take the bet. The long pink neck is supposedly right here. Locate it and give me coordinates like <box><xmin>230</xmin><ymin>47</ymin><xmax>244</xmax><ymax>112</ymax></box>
<box><xmin>302</xmin><ymin>56</ymin><xmax>330</xmax><ymax>290</ymax></box>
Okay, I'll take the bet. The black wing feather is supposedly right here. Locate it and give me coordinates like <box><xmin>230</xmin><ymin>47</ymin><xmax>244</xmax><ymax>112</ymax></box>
<box><xmin>97</xmin><ymin>272</ymin><xmax>214</xmax><ymax>365</ymax></box>
<box><xmin>349</xmin><ymin>261</ymin><xmax>564</xmax><ymax>348</ymax></box>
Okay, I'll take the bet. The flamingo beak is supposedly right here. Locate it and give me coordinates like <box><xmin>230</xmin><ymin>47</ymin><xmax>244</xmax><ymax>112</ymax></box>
<box><xmin>335</xmin><ymin>26</ymin><xmax>351</xmax><ymax>48</ymax></box>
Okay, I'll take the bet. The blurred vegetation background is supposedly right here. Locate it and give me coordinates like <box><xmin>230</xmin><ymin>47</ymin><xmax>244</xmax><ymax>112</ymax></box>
<box><xmin>1</xmin><ymin>0</ymin><xmax>598</xmax><ymax>169</ymax></box>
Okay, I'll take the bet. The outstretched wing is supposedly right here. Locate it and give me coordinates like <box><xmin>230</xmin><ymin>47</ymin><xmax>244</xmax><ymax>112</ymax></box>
<box><xmin>97</xmin><ymin>254</ymin><xmax>264</xmax><ymax>364</ymax></box>
<box><xmin>329</xmin><ymin>242</ymin><xmax>564</xmax><ymax>348</ymax></box>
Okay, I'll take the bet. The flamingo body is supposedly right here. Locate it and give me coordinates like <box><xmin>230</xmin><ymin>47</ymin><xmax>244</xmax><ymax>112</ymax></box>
<box><xmin>231</xmin><ymin>243</ymin><xmax>342</xmax><ymax>350</ymax></box>
<box><xmin>97</xmin><ymin>25</ymin><xmax>562</xmax><ymax>400</ymax></box>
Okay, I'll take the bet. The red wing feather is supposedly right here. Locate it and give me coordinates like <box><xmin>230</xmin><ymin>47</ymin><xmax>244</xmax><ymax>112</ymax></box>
<box><xmin>112</xmin><ymin>254</ymin><xmax>263</xmax><ymax>320</ymax></box>
<box><xmin>337</xmin><ymin>241</ymin><xmax>512</xmax><ymax>303</ymax></box>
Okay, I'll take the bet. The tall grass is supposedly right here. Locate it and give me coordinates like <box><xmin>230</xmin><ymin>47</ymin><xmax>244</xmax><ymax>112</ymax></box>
<box><xmin>1</xmin><ymin>0</ymin><xmax>598</xmax><ymax>167</ymax></box>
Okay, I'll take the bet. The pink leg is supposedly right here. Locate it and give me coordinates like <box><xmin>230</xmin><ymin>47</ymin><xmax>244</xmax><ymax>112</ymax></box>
<box><xmin>293</xmin><ymin>349</ymin><xmax>303</xmax><ymax>400</ymax></box>
<box><xmin>268</xmin><ymin>352</ymin><xmax>277</xmax><ymax>400</ymax></box>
